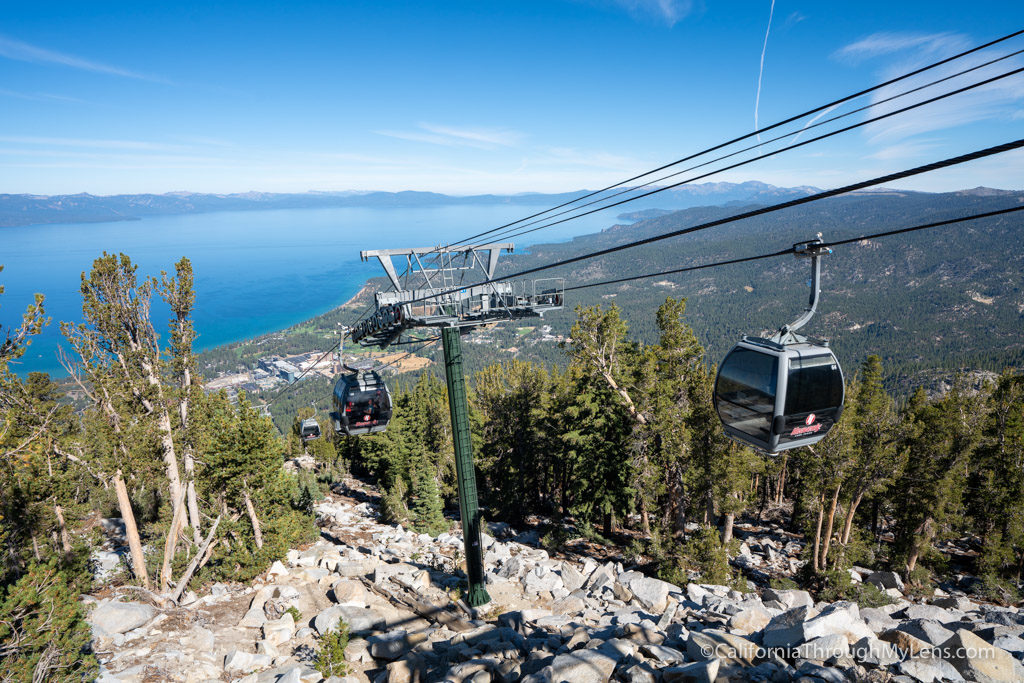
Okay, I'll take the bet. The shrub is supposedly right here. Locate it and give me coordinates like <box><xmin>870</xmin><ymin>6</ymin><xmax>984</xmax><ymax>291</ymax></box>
<box><xmin>973</xmin><ymin>574</ymin><xmax>1021</xmax><ymax>606</ymax></box>
<box><xmin>810</xmin><ymin>568</ymin><xmax>893</xmax><ymax>608</ymax></box>
<box><xmin>682</xmin><ymin>526</ymin><xmax>734</xmax><ymax>587</ymax></box>
<box><xmin>0</xmin><ymin>560</ymin><xmax>98</xmax><ymax>682</ymax></box>
<box><xmin>769</xmin><ymin>576</ymin><xmax>799</xmax><ymax>590</ymax></box>
<box><xmin>380</xmin><ymin>477</ymin><xmax>410</xmax><ymax>526</ymax></box>
<box><xmin>315</xmin><ymin>622</ymin><xmax>350</xmax><ymax>678</ymax></box>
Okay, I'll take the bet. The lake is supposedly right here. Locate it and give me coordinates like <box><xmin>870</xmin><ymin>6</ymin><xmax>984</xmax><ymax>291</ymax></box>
<box><xmin>0</xmin><ymin>204</ymin><xmax>619</xmax><ymax>376</ymax></box>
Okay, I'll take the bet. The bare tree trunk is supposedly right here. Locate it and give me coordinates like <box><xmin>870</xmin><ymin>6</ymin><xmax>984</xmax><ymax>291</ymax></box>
<box><xmin>704</xmin><ymin>490</ymin><xmax>715</xmax><ymax>528</ymax></box>
<box><xmin>185</xmin><ymin>479</ymin><xmax>201</xmax><ymax>545</ymax></box>
<box><xmin>840</xmin><ymin>491</ymin><xmax>865</xmax><ymax>546</ymax></box>
<box><xmin>243</xmin><ymin>489</ymin><xmax>264</xmax><ymax>549</ymax></box>
<box><xmin>160</xmin><ymin>489</ymin><xmax>188</xmax><ymax>592</ymax></box>
<box><xmin>170</xmin><ymin>516</ymin><xmax>221</xmax><ymax>603</ymax></box>
<box><xmin>600</xmin><ymin>371</ymin><xmax>647</xmax><ymax>425</ymax></box>
<box><xmin>114</xmin><ymin>470</ymin><xmax>150</xmax><ymax>589</ymax></box>
<box><xmin>721</xmin><ymin>512</ymin><xmax>735</xmax><ymax>545</ymax></box>
<box><xmin>54</xmin><ymin>503</ymin><xmax>72</xmax><ymax>554</ymax></box>
<box><xmin>820</xmin><ymin>484</ymin><xmax>841</xmax><ymax>569</ymax></box>
<box><xmin>31</xmin><ymin>535</ymin><xmax>41</xmax><ymax>561</ymax></box>
<box><xmin>179</xmin><ymin>357</ymin><xmax>201</xmax><ymax>544</ymax></box>
<box><xmin>603</xmin><ymin>511</ymin><xmax>614</xmax><ymax>537</ymax></box>
<box><xmin>812</xmin><ymin>493</ymin><xmax>825</xmax><ymax>573</ymax></box>
<box><xmin>776</xmin><ymin>454</ymin><xmax>788</xmax><ymax>504</ymax></box>
<box><xmin>906</xmin><ymin>516</ymin><xmax>934</xmax><ymax>575</ymax></box>
<box><xmin>639</xmin><ymin>499</ymin><xmax>651</xmax><ymax>536</ymax></box>
<box><xmin>155</xmin><ymin>410</ymin><xmax>183</xmax><ymax>507</ymax></box>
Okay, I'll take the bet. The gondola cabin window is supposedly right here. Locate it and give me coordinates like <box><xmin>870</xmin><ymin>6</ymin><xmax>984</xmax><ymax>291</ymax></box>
<box><xmin>715</xmin><ymin>348</ymin><xmax>779</xmax><ymax>442</ymax></box>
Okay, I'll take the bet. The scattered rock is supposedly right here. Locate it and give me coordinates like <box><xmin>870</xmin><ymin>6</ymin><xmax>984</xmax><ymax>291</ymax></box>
<box><xmin>728</xmin><ymin>603</ymin><xmax>772</xmax><ymax>634</ymax></box>
<box><xmin>896</xmin><ymin>618</ymin><xmax>955</xmax><ymax>646</ymax></box>
<box><xmin>627</xmin><ymin>577</ymin><xmax>676</xmax><ymax>613</ymax></box>
<box><xmin>795</xmin><ymin>633</ymin><xmax>849</xmax><ymax>661</ymax></box>
<box><xmin>686</xmin><ymin>629</ymin><xmax>758</xmax><ymax>666</ymax></box>
<box><xmin>541</xmin><ymin>649</ymin><xmax>617</xmax><ymax>682</ymax></box>
<box><xmin>941</xmin><ymin>628</ymin><xmax>1019</xmax><ymax>682</ymax></box>
<box><xmin>224</xmin><ymin>649</ymin><xmax>272</xmax><ymax>673</ymax></box>
<box><xmin>851</xmin><ymin>635</ymin><xmax>902</xmax><ymax>667</ymax></box>
<box><xmin>90</xmin><ymin>601</ymin><xmax>154</xmax><ymax>636</ymax></box>
<box><xmin>661</xmin><ymin>659</ymin><xmax>720</xmax><ymax>683</ymax></box>
<box><xmin>866</xmin><ymin>571</ymin><xmax>905</xmax><ymax>592</ymax></box>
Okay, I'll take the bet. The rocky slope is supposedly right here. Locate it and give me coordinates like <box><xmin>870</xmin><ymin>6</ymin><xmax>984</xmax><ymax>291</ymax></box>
<box><xmin>90</xmin><ymin>479</ymin><xmax>1024</xmax><ymax>682</ymax></box>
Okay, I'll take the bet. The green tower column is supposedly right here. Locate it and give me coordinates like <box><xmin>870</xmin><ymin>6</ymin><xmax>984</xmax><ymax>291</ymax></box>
<box><xmin>441</xmin><ymin>325</ymin><xmax>491</xmax><ymax>607</ymax></box>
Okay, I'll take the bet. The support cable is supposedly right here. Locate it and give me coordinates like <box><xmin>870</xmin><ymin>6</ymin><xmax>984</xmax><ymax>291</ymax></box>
<box><xmin>562</xmin><ymin>205</ymin><xmax>1024</xmax><ymax>292</ymax></box>
<box><xmin>401</xmin><ymin>138</ymin><xmax>1024</xmax><ymax>306</ymax></box>
<box><xmin>265</xmin><ymin>338</ymin><xmax>344</xmax><ymax>410</ymax></box>
<box><xmin>492</xmin><ymin>66</ymin><xmax>1024</xmax><ymax>244</ymax></box>
<box><xmin>483</xmin><ymin>55</ymin><xmax>1024</xmax><ymax>245</ymax></box>
<box><xmin>431</xmin><ymin>29</ymin><xmax>1024</xmax><ymax>249</ymax></box>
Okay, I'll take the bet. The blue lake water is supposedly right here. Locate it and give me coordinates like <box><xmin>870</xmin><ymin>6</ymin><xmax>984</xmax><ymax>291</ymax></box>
<box><xmin>0</xmin><ymin>205</ymin><xmax>618</xmax><ymax>376</ymax></box>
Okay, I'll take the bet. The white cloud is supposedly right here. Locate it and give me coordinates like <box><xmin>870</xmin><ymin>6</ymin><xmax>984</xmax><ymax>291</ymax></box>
<box><xmin>833</xmin><ymin>32</ymin><xmax>967</xmax><ymax>64</ymax></box>
<box><xmin>865</xmin><ymin>140</ymin><xmax>940</xmax><ymax>160</ymax></box>
<box><xmin>575</xmin><ymin>0</ymin><xmax>699</xmax><ymax>27</ymax></box>
<box><xmin>831</xmin><ymin>31</ymin><xmax>1024</xmax><ymax>144</ymax></box>
<box><xmin>0</xmin><ymin>34</ymin><xmax>165</xmax><ymax>82</ymax></box>
<box><xmin>375</xmin><ymin>123</ymin><xmax>523</xmax><ymax>149</ymax></box>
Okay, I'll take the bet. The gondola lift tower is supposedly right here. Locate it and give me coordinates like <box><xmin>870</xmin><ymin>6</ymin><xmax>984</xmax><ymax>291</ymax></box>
<box><xmin>349</xmin><ymin>243</ymin><xmax>564</xmax><ymax>607</ymax></box>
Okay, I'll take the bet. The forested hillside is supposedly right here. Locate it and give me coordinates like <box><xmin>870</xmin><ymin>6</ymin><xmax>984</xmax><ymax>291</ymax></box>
<box><xmin>486</xmin><ymin>189</ymin><xmax>1024</xmax><ymax>382</ymax></box>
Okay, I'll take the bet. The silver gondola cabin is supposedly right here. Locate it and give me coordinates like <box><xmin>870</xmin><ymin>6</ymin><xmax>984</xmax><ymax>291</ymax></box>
<box><xmin>331</xmin><ymin>364</ymin><xmax>393</xmax><ymax>436</ymax></box>
<box><xmin>713</xmin><ymin>237</ymin><xmax>845</xmax><ymax>454</ymax></box>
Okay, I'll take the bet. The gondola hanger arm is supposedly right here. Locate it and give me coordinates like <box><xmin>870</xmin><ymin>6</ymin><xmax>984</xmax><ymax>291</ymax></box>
<box><xmin>776</xmin><ymin>235</ymin><xmax>832</xmax><ymax>342</ymax></box>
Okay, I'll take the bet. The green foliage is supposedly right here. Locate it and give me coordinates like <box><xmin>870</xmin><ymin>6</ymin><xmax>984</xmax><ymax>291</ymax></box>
<box><xmin>972</xmin><ymin>574</ymin><xmax>1021</xmax><ymax>606</ymax></box>
<box><xmin>893</xmin><ymin>378</ymin><xmax>982</xmax><ymax>572</ymax></box>
<box><xmin>315</xmin><ymin>623</ymin><xmax>350</xmax><ymax>678</ymax></box>
<box><xmin>677</xmin><ymin>526</ymin><xmax>736</xmax><ymax>587</ymax></box>
<box><xmin>769</xmin><ymin>576</ymin><xmax>799</xmax><ymax>590</ymax></box>
<box><xmin>380</xmin><ymin>477</ymin><xmax>410</xmax><ymax>526</ymax></box>
<box><xmin>409</xmin><ymin>458</ymin><xmax>449</xmax><ymax>537</ymax></box>
<box><xmin>811</xmin><ymin>568</ymin><xmax>894</xmax><ymax>608</ymax></box>
<box><xmin>285</xmin><ymin>605</ymin><xmax>302</xmax><ymax>622</ymax></box>
<box><xmin>0</xmin><ymin>559</ymin><xmax>98</xmax><ymax>682</ymax></box>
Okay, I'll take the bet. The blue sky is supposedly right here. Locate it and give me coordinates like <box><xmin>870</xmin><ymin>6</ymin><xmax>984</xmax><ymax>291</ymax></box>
<box><xmin>2</xmin><ymin>1</ymin><xmax>1023</xmax><ymax>195</ymax></box>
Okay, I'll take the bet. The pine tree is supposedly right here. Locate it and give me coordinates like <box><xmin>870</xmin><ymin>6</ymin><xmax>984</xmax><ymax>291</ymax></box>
<box><xmin>409</xmin><ymin>457</ymin><xmax>448</xmax><ymax>536</ymax></box>
<box><xmin>969</xmin><ymin>370</ymin><xmax>1024</xmax><ymax>582</ymax></box>
<box><xmin>160</xmin><ymin>257</ymin><xmax>203</xmax><ymax>543</ymax></box>
<box><xmin>893</xmin><ymin>378</ymin><xmax>983</xmax><ymax>578</ymax></box>
<box><xmin>839</xmin><ymin>355</ymin><xmax>904</xmax><ymax>555</ymax></box>
<box><xmin>472</xmin><ymin>360</ymin><xmax>552</xmax><ymax>523</ymax></box>
<box><xmin>0</xmin><ymin>559</ymin><xmax>97</xmax><ymax>681</ymax></box>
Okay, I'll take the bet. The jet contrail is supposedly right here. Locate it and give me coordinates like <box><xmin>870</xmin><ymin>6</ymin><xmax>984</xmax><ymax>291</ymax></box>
<box><xmin>755</xmin><ymin>0</ymin><xmax>777</xmax><ymax>142</ymax></box>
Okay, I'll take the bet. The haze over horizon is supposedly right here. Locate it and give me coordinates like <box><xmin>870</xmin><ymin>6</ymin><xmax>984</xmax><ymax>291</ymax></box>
<box><xmin>2</xmin><ymin>1</ymin><xmax>1024</xmax><ymax>197</ymax></box>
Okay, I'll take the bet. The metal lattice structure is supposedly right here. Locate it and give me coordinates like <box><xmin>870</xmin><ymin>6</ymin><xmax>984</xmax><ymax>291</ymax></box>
<box><xmin>351</xmin><ymin>243</ymin><xmax>565</xmax><ymax>608</ymax></box>
<box><xmin>351</xmin><ymin>244</ymin><xmax>563</xmax><ymax>347</ymax></box>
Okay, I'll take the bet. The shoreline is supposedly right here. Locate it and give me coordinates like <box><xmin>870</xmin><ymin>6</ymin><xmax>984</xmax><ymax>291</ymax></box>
<box><xmin>341</xmin><ymin>284</ymin><xmax>372</xmax><ymax>309</ymax></box>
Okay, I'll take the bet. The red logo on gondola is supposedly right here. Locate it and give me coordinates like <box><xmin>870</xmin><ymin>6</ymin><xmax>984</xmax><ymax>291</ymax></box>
<box><xmin>792</xmin><ymin>414</ymin><xmax>823</xmax><ymax>436</ymax></box>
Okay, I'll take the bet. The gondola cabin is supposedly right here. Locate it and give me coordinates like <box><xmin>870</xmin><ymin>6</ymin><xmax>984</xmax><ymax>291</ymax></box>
<box><xmin>714</xmin><ymin>336</ymin><xmax>844</xmax><ymax>454</ymax></box>
<box><xmin>299</xmin><ymin>418</ymin><xmax>321</xmax><ymax>442</ymax></box>
<box><xmin>331</xmin><ymin>368</ymin><xmax>393</xmax><ymax>436</ymax></box>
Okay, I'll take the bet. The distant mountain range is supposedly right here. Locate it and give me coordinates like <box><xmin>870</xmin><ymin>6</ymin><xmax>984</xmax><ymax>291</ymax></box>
<box><xmin>0</xmin><ymin>181</ymin><xmax>827</xmax><ymax>228</ymax></box>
